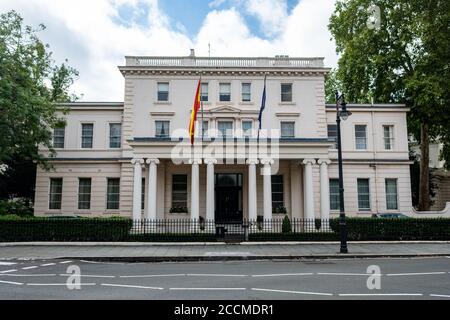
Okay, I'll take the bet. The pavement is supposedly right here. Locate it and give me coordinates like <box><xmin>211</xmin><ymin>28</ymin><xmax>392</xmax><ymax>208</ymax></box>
<box><xmin>0</xmin><ymin>241</ymin><xmax>450</xmax><ymax>261</ymax></box>
<box><xmin>1</xmin><ymin>257</ymin><xmax>450</xmax><ymax>300</ymax></box>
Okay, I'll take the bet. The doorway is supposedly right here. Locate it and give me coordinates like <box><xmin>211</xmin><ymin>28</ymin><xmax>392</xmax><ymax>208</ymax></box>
<box><xmin>215</xmin><ymin>173</ymin><xmax>243</xmax><ymax>223</ymax></box>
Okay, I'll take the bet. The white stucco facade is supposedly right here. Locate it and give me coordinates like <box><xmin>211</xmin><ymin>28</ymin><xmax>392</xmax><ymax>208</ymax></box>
<box><xmin>34</xmin><ymin>53</ymin><xmax>413</xmax><ymax>220</ymax></box>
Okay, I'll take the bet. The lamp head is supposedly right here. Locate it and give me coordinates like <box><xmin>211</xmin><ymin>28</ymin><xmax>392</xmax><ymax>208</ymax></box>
<box><xmin>339</xmin><ymin>95</ymin><xmax>352</xmax><ymax>121</ymax></box>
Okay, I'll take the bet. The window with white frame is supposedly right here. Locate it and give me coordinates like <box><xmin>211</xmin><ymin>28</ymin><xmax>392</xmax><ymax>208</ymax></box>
<box><xmin>357</xmin><ymin>178</ymin><xmax>371</xmax><ymax>210</ymax></box>
<box><xmin>141</xmin><ymin>177</ymin><xmax>145</xmax><ymax>210</ymax></box>
<box><xmin>271</xmin><ymin>175</ymin><xmax>284</xmax><ymax>209</ymax></box>
<box><xmin>201</xmin><ymin>120</ymin><xmax>209</xmax><ymax>138</ymax></box>
<box><xmin>327</xmin><ymin>124</ymin><xmax>338</xmax><ymax>149</ymax></box>
<box><xmin>109</xmin><ymin>123</ymin><xmax>121</xmax><ymax>148</ymax></box>
<box><xmin>281</xmin><ymin>83</ymin><xmax>292</xmax><ymax>102</ymax></box>
<box><xmin>106</xmin><ymin>178</ymin><xmax>120</xmax><ymax>210</ymax></box>
<box><xmin>78</xmin><ymin>178</ymin><xmax>92</xmax><ymax>210</ymax></box>
<box><xmin>81</xmin><ymin>123</ymin><xmax>93</xmax><ymax>148</ymax></box>
<box><xmin>385</xmin><ymin>178</ymin><xmax>398</xmax><ymax>210</ymax></box>
<box><xmin>172</xmin><ymin>174</ymin><xmax>187</xmax><ymax>209</ymax></box>
<box><xmin>157</xmin><ymin>82</ymin><xmax>169</xmax><ymax>101</ymax></box>
<box><xmin>155</xmin><ymin>121</ymin><xmax>170</xmax><ymax>138</ymax></box>
<box><xmin>219</xmin><ymin>83</ymin><xmax>231</xmax><ymax>102</ymax></box>
<box><xmin>53</xmin><ymin>127</ymin><xmax>65</xmax><ymax>148</ymax></box>
<box><xmin>49</xmin><ymin>178</ymin><xmax>63</xmax><ymax>210</ymax></box>
<box><xmin>383</xmin><ymin>125</ymin><xmax>394</xmax><ymax>150</ymax></box>
<box><xmin>329</xmin><ymin>178</ymin><xmax>340</xmax><ymax>210</ymax></box>
<box><xmin>280</xmin><ymin>121</ymin><xmax>295</xmax><ymax>138</ymax></box>
<box><xmin>218</xmin><ymin>121</ymin><xmax>233</xmax><ymax>138</ymax></box>
<box><xmin>355</xmin><ymin>124</ymin><xmax>367</xmax><ymax>150</ymax></box>
<box><xmin>242</xmin><ymin>120</ymin><xmax>252</xmax><ymax>138</ymax></box>
<box><xmin>241</xmin><ymin>83</ymin><xmax>251</xmax><ymax>102</ymax></box>
<box><xmin>200</xmin><ymin>82</ymin><xmax>208</xmax><ymax>102</ymax></box>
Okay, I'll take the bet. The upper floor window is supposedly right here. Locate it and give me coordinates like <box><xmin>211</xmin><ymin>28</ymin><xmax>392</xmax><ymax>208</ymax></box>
<box><xmin>109</xmin><ymin>123</ymin><xmax>121</xmax><ymax>148</ymax></box>
<box><xmin>172</xmin><ymin>174</ymin><xmax>188</xmax><ymax>209</ymax></box>
<box><xmin>241</xmin><ymin>83</ymin><xmax>251</xmax><ymax>102</ymax></box>
<box><xmin>271</xmin><ymin>175</ymin><xmax>284</xmax><ymax>210</ymax></box>
<box><xmin>385</xmin><ymin>178</ymin><xmax>398</xmax><ymax>210</ymax></box>
<box><xmin>106</xmin><ymin>178</ymin><xmax>120</xmax><ymax>210</ymax></box>
<box><xmin>280</xmin><ymin>121</ymin><xmax>295</xmax><ymax>138</ymax></box>
<box><xmin>81</xmin><ymin>123</ymin><xmax>93</xmax><ymax>149</ymax></box>
<box><xmin>218</xmin><ymin>121</ymin><xmax>233</xmax><ymax>138</ymax></box>
<box><xmin>327</xmin><ymin>124</ymin><xmax>338</xmax><ymax>149</ymax></box>
<box><xmin>357</xmin><ymin>178</ymin><xmax>371</xmax><ymax>211</ymax></box>
<box><xmin>200</xmin><ymin>82</ymin><xmax>208</xmax><ymax>102</ymax></box>
<box><xmin>329</xmin><ymin>178</ymin><xmax>340</xmax><ymax>210</ymax></box>
<box><xmin>78</xmin><ymin>178</ymin><xmax>92</xmax><ymax>210</ymax></box>
<box><xmin>49</xmin><ymin>178</ymin><xmax>63</xmax><ymax>210</ymax></box>
<box><xmin>281</xmin><ymin>83</ymin><xmax>292</xmax><ymax>102</ymax></box>
<box><xmin>383</xmin><ymin>125</ymin><xmax>394</xmax><ymax>150</ymax></box>
<box><xmin>219</xmin><ymin>83</ymin><xmax>231</xmax><ymax>102</ymax></box>
<box><xmin>157</xmin><ymin>82</ymin><xmax>169</xmax><ymax>102</ymax></box>
<box><xmin>355</xmin><ymin>124</ymin><xmax>367</xmax><ymax>150</ymax></box>
<box><xmin>242</xmin><ymin>120</ymin><xmax>252</xmax><ymax>138</ymax></box>
<box><xmin>53</xmin><ymin>127</ymin><xmax>65</xmax><ymax>149</ymax></box>
<box><xmin>155</xmin><ymin>121</ymin><xmax>170</xmax><ymax>138</ymax></box>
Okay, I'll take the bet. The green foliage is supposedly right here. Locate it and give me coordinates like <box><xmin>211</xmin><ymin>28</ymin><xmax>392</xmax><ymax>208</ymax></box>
<box><xmin>0</xmin><ymin>10</ymin><xmax>78</xmax><ymax>168</ymax></box>
<box><xmin>0</xmin><ymin>198</ymin><xmax>33</xmax><ymax>217</ymax></box>
<box><xmin>324</xmin><ymin>69</ymin><xmax>343</xmax><ymax>104</ymax></box>
<box><xmin>169</xmin><ymin>206</ymin><xmax>189</xmax><ymax>213</ymax></box>
<box><xmin>281</xmin><ymin>215</ymin><xmax>291</xmax><ymax>233</ymax></box>
<box><xmin>272</xmin><ymin>205</ymin><xmax>287</xmax><ymax>214</ymax></box>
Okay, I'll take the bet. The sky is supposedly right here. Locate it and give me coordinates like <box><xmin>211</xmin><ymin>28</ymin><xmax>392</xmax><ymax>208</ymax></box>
<box><xmin>0</xmin><ymin>0</ymin><xmax>338</xmax><ymax>101</ymax></box>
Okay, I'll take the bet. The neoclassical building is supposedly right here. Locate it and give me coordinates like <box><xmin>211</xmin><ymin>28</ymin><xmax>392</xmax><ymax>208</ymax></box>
<box><xmin>34</xmin><ymin>52</ymin><xmax>413</xmax><ymax>223</ymax></box>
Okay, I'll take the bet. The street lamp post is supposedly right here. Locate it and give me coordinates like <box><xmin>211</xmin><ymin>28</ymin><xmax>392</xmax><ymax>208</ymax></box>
<box><xmin>335</xmin><ymin>91</ymin><xmax>352</xmax><ymax>254</ymax></box>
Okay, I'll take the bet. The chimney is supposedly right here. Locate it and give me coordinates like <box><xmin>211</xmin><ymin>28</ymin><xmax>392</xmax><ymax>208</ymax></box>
<box><xmin>189</xmin><ymin>49</ymin><xmax>195</xmax><ymax>57</ymax></box>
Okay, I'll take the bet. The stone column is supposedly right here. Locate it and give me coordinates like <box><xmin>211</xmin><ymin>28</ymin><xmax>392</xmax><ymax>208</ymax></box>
<box><xmin>261</xmin><ymin>159</ymin><xmax>273</xmax><ymax>231</ymax></box>
<box><xmin>145</xmin><ymin>159</ymin><xmax>159</xmax><ymax>228</ymax></box>
<box><xmin>302</xmin><ymin>158</ymin><xmax>316</xmax><ymax>224</ymax></box>
<box><xmin>318</xmin><ymin>159</ymin><xmax>331</xmax><ymax>229</ymax></box>
<box><xmin>132</xmin><ymin>158</ymin><xmax>144</xmax><ymax>228</ymax></box>
<box><xmin>247</xmin><ymin>158</ymin><xmax>259</xmax><ymax>227</ymax></box>
<box><xmin>204</xmin><ymin>158</ymin><xmax>217</xmax><ymax>232</ymax></box>
<box><xmin>190</xmin><ymin>159</ymin><xmax>202</xmax><ymax>231</ymax></box>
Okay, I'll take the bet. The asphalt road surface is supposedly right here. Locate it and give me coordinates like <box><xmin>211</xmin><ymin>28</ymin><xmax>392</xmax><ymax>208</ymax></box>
<box><xmin>0</xmin><ymin>257</ymin><xmax>450</xmax><ymax>300</ymax></box>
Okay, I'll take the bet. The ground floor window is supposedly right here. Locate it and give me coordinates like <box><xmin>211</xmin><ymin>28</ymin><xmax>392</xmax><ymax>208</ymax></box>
<box><xmin>357</xmin><ymin>178</ymin><xmax>371</xmax><ymax>211</ymax></box>
<box><xmin>49</xmin><ymin>178</ymin><xmax>63</xmax><ymax>210</ymax></box>
<box><xmin>172</xmin><ymin>174</ymin><xmax>188</xmax><ymax>210</ymax></box>
<box><xmin>78</xmin><ymin>178</ymin><xmax>92</xmax><ymax>210</ymax></box>
<box><xmin>141</xmin><ymin>178</ymin><xmax>145</xmax><ymax>210</ymax></box>
<box><xmin>385</xmin><ymin>178</ymin><xmax>398</xmax><ymax>210</ymax></box>
<box><xmin>329</xmin><ymin>178</ymin><xmax>340</xmax><ymax>210</ymax></box>
<box><xmin>271</xmin><ymin>175</ymin><xmax>284</xmax><ymax>210</ymax></box>
<box><xmin>106</xmin><ymin>178</ymin><xmax>120</xmax><ymax>210</ymax></box>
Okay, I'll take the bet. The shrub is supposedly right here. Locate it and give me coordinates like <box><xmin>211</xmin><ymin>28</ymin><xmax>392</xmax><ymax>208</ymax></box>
<box><xmin>0</xmin><ymin>198</ymin><xmax>33</xmax><ymax>217</ymax></box>
<box><xmin>282</xmin><ymin>215</ymin><xmax>291</xmax><ymax>233</ymax></box>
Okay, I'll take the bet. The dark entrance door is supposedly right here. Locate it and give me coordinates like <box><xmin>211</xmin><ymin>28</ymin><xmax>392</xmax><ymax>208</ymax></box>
<box><xmin>215</xmin><ymin>173</ymin><xmax>243</xmax><ymax>223</ymax></box>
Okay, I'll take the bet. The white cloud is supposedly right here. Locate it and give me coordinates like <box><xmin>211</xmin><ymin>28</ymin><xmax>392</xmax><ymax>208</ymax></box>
<box><xmin>0</xmin><ymin>0</ymin><xmax>337</xmax><ymax>101</ymax></box>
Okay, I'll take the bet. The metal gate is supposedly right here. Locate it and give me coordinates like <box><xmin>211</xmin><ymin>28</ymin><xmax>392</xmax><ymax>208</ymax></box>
<box><xmin>215</xmin><ymin>221</ymin><xmax>248</xmax><ymax>243</ymax></box>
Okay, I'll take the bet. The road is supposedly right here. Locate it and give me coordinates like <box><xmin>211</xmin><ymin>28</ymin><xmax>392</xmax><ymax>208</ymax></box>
<box><xmin>0</xmin><ymin>257</ymin><xmax>450</xmax><ymax>300</ymax></box>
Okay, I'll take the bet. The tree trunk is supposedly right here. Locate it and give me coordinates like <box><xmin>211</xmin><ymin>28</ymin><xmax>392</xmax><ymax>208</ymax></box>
<box><xmin>418</xmin><ymin>121</ymin><xmax>430</xmax><ymax>211</ymax></box>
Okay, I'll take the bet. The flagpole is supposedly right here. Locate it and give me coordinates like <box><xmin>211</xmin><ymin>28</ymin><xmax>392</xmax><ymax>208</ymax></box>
<box><xmin>200</xmin><ymin>75</ymin><xmax>204</xmax><ymax>142</ymax></box>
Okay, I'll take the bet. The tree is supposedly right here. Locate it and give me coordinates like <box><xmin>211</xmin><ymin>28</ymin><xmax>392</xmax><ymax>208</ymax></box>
<box><xmin>0</xmin><ymin>10</ymin><xmax>78</xmax><ymax>200</ymax></box>
<box><xmin>329</xmin><ymin>0</ymin><xmax>450</xmax><ymax>210</ymax></box>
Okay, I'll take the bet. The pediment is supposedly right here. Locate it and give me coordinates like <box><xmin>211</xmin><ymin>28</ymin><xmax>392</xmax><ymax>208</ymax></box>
<box><xmin>209</xmin><ymin>105</ymin><xmax>242</xmax><ymax>113</ymax></box>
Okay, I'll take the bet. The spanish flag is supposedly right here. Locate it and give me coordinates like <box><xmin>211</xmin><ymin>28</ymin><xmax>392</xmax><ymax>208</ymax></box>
<box><xmin>189</xmin><ymin>79</ymin><xmax>201</xmax><ymax>144</ymax></box>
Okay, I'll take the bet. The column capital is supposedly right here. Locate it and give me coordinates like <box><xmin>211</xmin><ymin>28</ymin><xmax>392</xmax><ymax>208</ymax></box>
<box><xmin>260</xmin><ymin>158</ymin><xmax>274</xmax><ymax>166</ymax></box>
<box><xmin>302</xmin><ymin>158</ymin><xmax>316</xmax><ymax>165</ymax></box>
<box><xmin>204</xmin><ymin>158</ymin><xmax>217</xmax><ymax>165</ymax></box>
<box><xmin>318</xmin><ymin>159</ymin><xmax>331</xmax><ymax>165</ymax></box>
<box><xmin>189</xmin><ymin>158</ymin><xmax>202</xmax><ymax>165</ymax></box>
<box><xmin>246</xmin><ymin>158</ymin><xmax>259</xmax><ymax>165</ymax></box>
<box><xmin>131</xmin><ymin>158</ymin><xmax>144</xmax><ymax>165</ymax></box>
<box><xmin>146</xmin><ymin>158</ymin><xmax>160</xmax><ymax>165</ymax></box>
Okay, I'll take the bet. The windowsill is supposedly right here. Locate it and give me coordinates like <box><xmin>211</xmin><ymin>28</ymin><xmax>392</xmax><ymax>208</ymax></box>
<box><xmin>218</xmin><ymin>101</ymin><xmax>232</xmax><ymax>104</ymax></box>
<box><xmin>75</xmin><ymin>211</ymin><xmax>92</xmax><ymax>214</ymax></box>
<box><xmin>45</xmin><ymin>210</ymin><xmax>62</xmax><ymax>214</ymax></box>
<box><xmin>357</xmin><ymin>210</ymin><xmax>372</xmax><ymax>214</ymax></box>
<box><xmin>154</xmin><ymin>101</ymin><xmax>172</xmax><ymax>105</ymax></box>
<box><xmin>105</xmin><ymin>210</ymin><xmax>120</xmax><ymax>214</ymax></box>
<box><xmin>239</xmin><ymin>101</ymin><xmax>253</xmax><ymax>105</ymax></box>
<box><xmin>279</xmin><ymin>102</ymin><xmax>296</xmax><ymax>105</ymax></box>
<box><xmin>170</xmin><ymin>212</ymin><xmax>189</xmax><ymax>215</ymax></box>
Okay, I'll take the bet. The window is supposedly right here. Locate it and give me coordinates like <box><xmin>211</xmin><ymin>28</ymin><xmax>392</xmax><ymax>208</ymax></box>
<box><xmin>201</xmin><ymin>121</ymin><xmax>209</xmax><ymax>138</ymax></box>
<box><xmin>218</xmin><ymin>121</ymin><xmax>233</xmax><ymax>138</ymax></box>
<box><xmin>53</xmin><ymin>127</ymin><xmax>65</xmax><ymax>148</ymax></box>
<box><xmin>78</xmin><ymin>178</ymin><xmax>92</xmax><ymax>210</ymax></box>
<box><xmin>327</xmin><ymin>124</ymin><xmax>338</xmax><ymax>149</ymax></box>
<box><xmin>157</xmin><ymin>82</ymin><xmax>169</xmax><ymax>101</ymax></box>
<box><xmin>281</xmin><ymin>83</ymin><xmax>292</xmax><ymax>102</ymax></box>
<box><xmin>329</xmin><ymin>179</ymin><xmax>340</xmax><ymax>210</ymax></box>
<box><xmin>106</xmin><ymin>178</ymin><xmax>120</xmax><ymax>210</ymax></box>
<box><xmin>219</xmin><ymin>83</ymin><xmax>231</xmax><ymax>102</ymax></box>
<box><xmin>357</xmin><ymin>178</ymin><xmax>371</xmax><ymax>210</ymax></box>
<box><xmin>200</xmin><ymin>82</ymin><xmax>208</xmax><ymax>102</ymax></box>
<box><xmin>383</xmin><ymin>125</ymin><xmax>394</xmax><ymax>150</ymax></box>
<box><xmin>81</xmin><ymin>123</ymin><xmax>93</xmax><ymax>148</ymax></box>
<box><xmin>355</xmin><ymin>125</ymin><xmax>367</xmax><ymax>150</ymax></box>
<box><xmin>49</xmin><ymin>178</ymin><xmax>63</xmax><ymax>210</ymax></box>
<box><xmin>155</xmin><ymin>121</ymin><xmax>170</xmax><ymax>138</ymax></box>
<box><xmin>242</xmin><ymin>120</ymin><xmax>252</xmax><ymax>138</ymax></box>
<box><xmin>280</xmin><ymin>121</ymin><xmax>295</xmax><ymax>138</ymax></box>
<box><xmin>271</xmin><ymin>175</ymin><xmax>284</xmax><ymax>209</ymax></box>
<box><xmin>109</xmin><ymin>123</ymin><xmax>121</xmax><ymax>148</ymax></box>
<box><xmin>385</xmin><ymin>178</ymin><xmax>398</xmax><ymax>210</ymax></box>
<box><xmin>141</xmin><ymin>178</ymin><xmax>145</xmax><ymax>210</ymax></box>
<box><xmin>242</xmin><ymin>83</ymin><xmax>251</xmax><ymax>102</ymax></box>
<box><xmin>172</xmin><ymin>174</ymin><xmax>187</xmax><ymax>208</ymax></box>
